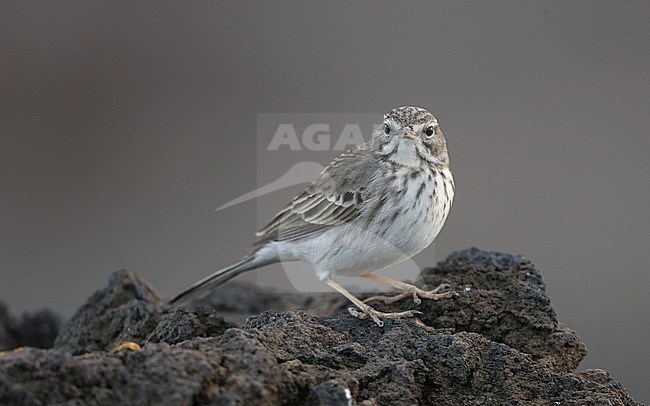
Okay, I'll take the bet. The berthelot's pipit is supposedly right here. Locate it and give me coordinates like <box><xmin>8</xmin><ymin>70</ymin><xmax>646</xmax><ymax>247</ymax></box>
<box><xmin>171</xmin><ymin>106</ymin><xmax>456</xmax><ymax>326</ymax></box>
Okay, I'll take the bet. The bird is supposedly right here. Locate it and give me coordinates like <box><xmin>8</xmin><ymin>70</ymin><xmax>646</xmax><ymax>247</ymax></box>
<box><xmin>170</xmin><ymin>106</ymin><xmax>456</xmax><ymax>326</ymax></box>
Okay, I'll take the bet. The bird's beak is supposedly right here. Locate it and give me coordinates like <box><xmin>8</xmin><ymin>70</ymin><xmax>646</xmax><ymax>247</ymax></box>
<box><xmin>400</xmin><ymin>128</ymin><xmax>416</xmax><ymax>140</ymax></box>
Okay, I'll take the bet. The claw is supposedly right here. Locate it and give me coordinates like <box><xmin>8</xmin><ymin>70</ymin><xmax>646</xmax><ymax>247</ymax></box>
<box><xmin>326</xmin><ymin>277</ymin><xmax>428</xmax><ymax>328</ymax></box>
<box><xmin>430</xmin><ymin>283</ymin><xmax>451</xmax><ymax>293</ymax></box>
<box><xmin>348</xmin><ymin>306</ymin><xmax>383</xmax><ymax>327</ymax></box>
<box><xmin>364</xmin><ymin>283</ymin><xmax>457</xmax><ymax>305</ymax></box>
<box><xmin>348</xmin><ymin>306</ymin><xmax>421</xmax><ymax>327</ymax></box>
<box><xmin>411</xmin><ymin>290</ymin><xmax>422</xmax><ymax>305</ymax></box>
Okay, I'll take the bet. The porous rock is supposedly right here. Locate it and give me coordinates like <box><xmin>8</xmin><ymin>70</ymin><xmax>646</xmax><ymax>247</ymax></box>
<box><xmin>53</xmin><ymin>270</ymin><xmax>165</xmax><ymax>355</ymax></box>
<box><xmin>412</xmin><ymin>247</ymin><xmax>585</xmax><ymax>372</ymax></box>
<box><xmin>0</xmin><ymin>248</ymin><xmax>640</xmax><ymax>405</ymax></box>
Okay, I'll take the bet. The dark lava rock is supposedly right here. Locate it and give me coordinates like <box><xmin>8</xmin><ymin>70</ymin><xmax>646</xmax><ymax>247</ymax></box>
<box><xmin>53</xmin><ymin>270</ymin><xmax>235</xmax><ymax>354</ymax></box>
<box><xmin>0</xmin><ymin>302</ymin><xmax>61</xmax><ymax>351</ymax></box>
<box><xmin>411</xmin><ymin>247</ymin><xmax>585</xmax><ymax>372</ymax></box>
<box><xmin>147</xmin><ymin>306</ymin><xmax>235</xmax><ymax>345</ymax></box>
<box><xmin>0</xmin><ymin>248</ymin><xmax>641</xmax><ymax>405</ymax></box>
<box><xmin>53</xmin><ymin>270</ymin><xmax>165</xmax><ymax>355</ymax></box>
<box><xmin>192</xmin><ymin>280</ymin><xmax>347</xmax><ymax>325</ymax></box>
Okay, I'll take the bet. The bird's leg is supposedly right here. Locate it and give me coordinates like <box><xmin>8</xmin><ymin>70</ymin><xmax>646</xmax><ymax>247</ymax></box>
<box><xmin>360</xmin><ymin>273</ymin><xmax>457</xmax><ymax>305</ymax></box>
<box><xmin>324</xmin><ymin>278</ymin><xmax>422</xmax><ymax>327</ymax></box>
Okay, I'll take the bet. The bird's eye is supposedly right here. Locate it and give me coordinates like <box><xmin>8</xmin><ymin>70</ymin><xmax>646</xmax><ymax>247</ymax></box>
<box><xmin>384</xmin><ymin>123</ymin><xmax>391</xmax><ymax>135</ymax></box>
<box><xmin>425</xmin><ymin>126</ymin><xmax>435</xmax><ymax>138</ymax></box>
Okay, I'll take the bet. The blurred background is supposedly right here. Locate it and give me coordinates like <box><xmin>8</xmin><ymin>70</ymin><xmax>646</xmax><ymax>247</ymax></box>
<box><xmin>1</xmin><ymin>1</ymin><xmax>648</xmax><ymax>402</ymax></box>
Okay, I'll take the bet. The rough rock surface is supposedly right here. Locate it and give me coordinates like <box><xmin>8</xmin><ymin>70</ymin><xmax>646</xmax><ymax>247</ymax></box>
<box><xmin>416</xmin><ymin>247</ymin><xmax>586</xmax><ymax>372</ymax></box>
<box><xmin>53</xmin><ymin>270</ymin><xmax>166</xmax><ymax>355</ymax></box>
<box><xmin>0</xmin><ymin>248</ymin><xmax>641</xmax><ymax>405</ymax></box>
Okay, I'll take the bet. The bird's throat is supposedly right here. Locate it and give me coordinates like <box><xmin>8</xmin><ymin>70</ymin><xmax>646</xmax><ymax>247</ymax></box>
<box><xmin>387</xmin><ymin>139</ymin><xmax>420</xmax><ymax>167</ymax></box>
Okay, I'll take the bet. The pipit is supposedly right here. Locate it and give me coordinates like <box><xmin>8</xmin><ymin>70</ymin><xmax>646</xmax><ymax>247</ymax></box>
<box><xmin>171</xmin><ymin>106</ymin><xmax>456</xmax><ymax>326</ymax></box>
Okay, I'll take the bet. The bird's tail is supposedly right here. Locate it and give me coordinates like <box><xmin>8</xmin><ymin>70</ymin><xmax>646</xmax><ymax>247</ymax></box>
<box><xmin>169</xmin><ymin>250</ymin><xmax>275</xmax><ymax>305</ymax></box>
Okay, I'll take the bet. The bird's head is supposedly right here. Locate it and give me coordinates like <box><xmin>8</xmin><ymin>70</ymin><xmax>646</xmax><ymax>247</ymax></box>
<box><xmin>375</xmin><ymin>106</ymin><xmax>449</xmax><ymax>168</ymax></box>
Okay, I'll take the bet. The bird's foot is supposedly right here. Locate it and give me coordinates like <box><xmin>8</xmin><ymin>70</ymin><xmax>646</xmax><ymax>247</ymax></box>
<box><xmin>347</xmin><ymin>304</ymin><xmax>422</xmax><ymax>327</ymax></box>
<box><xmin>364</xmin><ymin>283</ymin><xmax>458</xmax><ymax>305</ymax></box>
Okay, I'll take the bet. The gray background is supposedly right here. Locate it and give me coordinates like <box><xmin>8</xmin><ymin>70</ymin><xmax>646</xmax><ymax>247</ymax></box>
<box><xmin>1</xmin><ymin>1</ymin><xmax>648</xmax><ymax>402</ymax></box>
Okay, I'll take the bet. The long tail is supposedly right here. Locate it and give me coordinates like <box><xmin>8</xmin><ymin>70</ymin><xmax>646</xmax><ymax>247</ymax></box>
<box><xmin>169</xmin><ymin>250</ymin><xmax>276</xmax><ymax>305</ymax></box>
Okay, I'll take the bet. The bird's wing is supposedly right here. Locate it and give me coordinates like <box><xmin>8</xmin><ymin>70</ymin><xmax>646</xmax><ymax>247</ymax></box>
<box><xmin>255</xmin><ymin>143</ymin><xmax>378</xmax><ymax>245</ymax></box>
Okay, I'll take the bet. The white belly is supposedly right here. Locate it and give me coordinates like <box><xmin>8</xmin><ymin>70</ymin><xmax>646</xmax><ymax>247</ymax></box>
<box><xmin>291</xmin><ymin>167</ymin><xmax>454</xmax><ymax>280</ymax></box>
